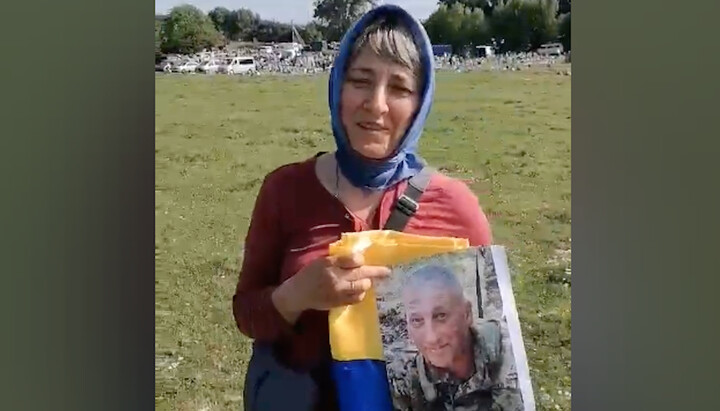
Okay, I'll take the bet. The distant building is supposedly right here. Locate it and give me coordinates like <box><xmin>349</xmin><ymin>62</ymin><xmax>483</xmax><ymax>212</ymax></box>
<box><xmin>432</xmin><ymin>44</ymin><xmax>452</xmax><ymax>57</ymax></box>
<box><xmin>476</xmin><ymin>45</ymin><xmax>494</xmax><ymax>58</ymax></box>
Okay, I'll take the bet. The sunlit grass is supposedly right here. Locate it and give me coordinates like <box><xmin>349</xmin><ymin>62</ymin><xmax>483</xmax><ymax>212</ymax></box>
<box><xmin>155</xmin><ymin>67</ymin><xmax>571</xmax><ymax>410</ymax></box>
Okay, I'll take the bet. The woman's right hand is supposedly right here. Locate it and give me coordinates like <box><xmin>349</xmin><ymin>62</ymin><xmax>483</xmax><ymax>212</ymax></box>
<box><xmin>271</xmin><ymin>253</ymin><xmax>390</xmax><ymax>324</ymax></box>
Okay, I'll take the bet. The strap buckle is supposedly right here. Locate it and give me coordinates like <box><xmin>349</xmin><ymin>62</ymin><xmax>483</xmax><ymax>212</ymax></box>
<box><xmin>396</xmin><ymin>194</ymin><xmax>419</xmax><ymax>216</ymax></box>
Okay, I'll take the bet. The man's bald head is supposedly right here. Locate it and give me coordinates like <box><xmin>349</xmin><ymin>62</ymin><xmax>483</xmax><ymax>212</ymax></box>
<box><xmin>402</xmin><ymin>264</ymin><xmax>466</xmax><ymax>302</ymax></box>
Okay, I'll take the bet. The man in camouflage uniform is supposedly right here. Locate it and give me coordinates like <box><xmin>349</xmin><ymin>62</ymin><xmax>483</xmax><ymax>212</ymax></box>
<box><xmin>386</xmin><ymin>264</ymin><xmax>523</xmax><ymax>411</ymax></box>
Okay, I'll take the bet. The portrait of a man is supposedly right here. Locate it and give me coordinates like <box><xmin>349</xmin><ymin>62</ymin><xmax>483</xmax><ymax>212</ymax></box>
<box><xmin>379</xmin><ymin>258</ymin><xmax>526</xmax><ymax>411</ymax></box>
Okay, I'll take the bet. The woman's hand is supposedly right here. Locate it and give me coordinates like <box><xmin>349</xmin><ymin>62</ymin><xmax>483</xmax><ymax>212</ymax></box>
<box><xmin>271</xmin><ymin>253</ymin><xmax>390</xmax><ymax>324</ymax></box>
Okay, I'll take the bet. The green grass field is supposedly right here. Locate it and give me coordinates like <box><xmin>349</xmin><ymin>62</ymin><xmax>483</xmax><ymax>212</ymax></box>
<box><xmin>156</xmin><ymin>67</ymin><xmax>571</xmax><ymax>411</ymax></box>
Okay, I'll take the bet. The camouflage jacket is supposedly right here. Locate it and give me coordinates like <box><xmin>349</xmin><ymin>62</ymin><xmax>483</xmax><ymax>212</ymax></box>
<box><xmin>387</xmin><ymin>320</ymin><xmax>523</xmax><ymax>411</ymax></box>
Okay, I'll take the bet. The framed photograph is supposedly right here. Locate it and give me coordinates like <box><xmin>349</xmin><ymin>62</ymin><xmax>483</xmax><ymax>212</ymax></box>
<box><xmin>375</xmin><ymin>246</ymin><xmax>535</xmax><ymax>411</ymax></box>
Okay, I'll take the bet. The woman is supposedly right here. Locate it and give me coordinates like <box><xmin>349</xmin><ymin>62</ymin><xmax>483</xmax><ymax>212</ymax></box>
<box><xmin>233</xmin><ymin>5</ymin><xmax>492</xmax><ymax>411</ymax></box>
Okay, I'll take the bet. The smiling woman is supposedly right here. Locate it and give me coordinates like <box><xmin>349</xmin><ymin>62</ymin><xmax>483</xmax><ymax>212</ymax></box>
<box><xmin>232</xmin><ymin>5</ymin><xmax>493</xmax><ymax>411</ymax></box>
<box><xmin>341</xmin><ymin>18</ymin><xmax>422</xmax><ymax>160</ymax></box>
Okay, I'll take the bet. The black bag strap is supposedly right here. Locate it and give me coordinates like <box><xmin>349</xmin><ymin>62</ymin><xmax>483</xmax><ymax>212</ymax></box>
<box><xmin>383</xmin><ymin>167</ymin><xmax>435</xmax><ymax>232</ymax></box>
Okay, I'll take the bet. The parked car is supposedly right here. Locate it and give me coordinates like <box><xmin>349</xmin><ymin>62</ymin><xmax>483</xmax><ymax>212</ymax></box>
<box><xmin>218</xmin><ymin>57</ymin><xmax>257</xmax><ymax>74</ymax></box>
<box><xmin>174</xmin><ymin>60</ymin><xmax>199</xmax><ymax>73</ymax></box>
<box><xmin>155</xmin><ymin>60</ymin><xmax>174</xmax><ymax>72</ymax></box>
<box><xmin>536</xmin><ymin>43</ymin><xmax>563</xmax><ymax>57</ymax></box>
<box><xmin>197</xmin><ymin>59</ymin><xmax>222</xmax><ymax>74</ymax></box>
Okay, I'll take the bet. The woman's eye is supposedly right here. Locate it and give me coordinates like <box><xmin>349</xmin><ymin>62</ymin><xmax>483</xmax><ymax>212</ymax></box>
<box><xmin>392</xmin><ymin>85</ymin><xmax>413</xmax><ymax>95</ymax></box>
<box><xmin>349</xmin><ymin>78</ymin><xmax>371</xmax><ymax>86</ymax></box>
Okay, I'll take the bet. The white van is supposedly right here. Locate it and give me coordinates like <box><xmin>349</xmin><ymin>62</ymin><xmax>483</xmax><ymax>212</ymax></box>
<box><xmin>219</xmin><ymin>57</ymin><xmax>257</xmax><ymax>74</ymax></box>
<box><xmin>537</xmin><ymin>43</ymin><xmax>563</xmax><ymax>56</ymax></box>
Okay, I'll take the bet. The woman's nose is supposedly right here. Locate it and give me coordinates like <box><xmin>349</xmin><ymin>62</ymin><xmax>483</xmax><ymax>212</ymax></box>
<box><xmin>363</xmin><ymin>85</ymin><xmax>389</xmax><ymax>115</ymax></box>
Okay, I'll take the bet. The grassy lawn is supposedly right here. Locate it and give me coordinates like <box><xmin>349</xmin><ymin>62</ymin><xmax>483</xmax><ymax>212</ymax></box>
<box><xmin>155</xmin><ymin>67</ymin><xmax>571</xmax><ymax>410</ymax></box>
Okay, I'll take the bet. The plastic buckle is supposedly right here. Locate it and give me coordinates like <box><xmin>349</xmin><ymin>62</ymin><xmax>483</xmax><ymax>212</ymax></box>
<box><xmin>396</xmin><ymin>194</ymin><xmax>419</xmax><ymax>216</ymax></box>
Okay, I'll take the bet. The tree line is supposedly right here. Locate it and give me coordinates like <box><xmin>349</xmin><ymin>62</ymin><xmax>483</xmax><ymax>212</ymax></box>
<box><xmin>427</xmin><ymin>0</ymin><xmax>570</xmax><ymax>54</ymax></box>
<box><xmin>155</xmin><ymin>0</ymin><xmax>570</xmax><ymax>56</ymax></box>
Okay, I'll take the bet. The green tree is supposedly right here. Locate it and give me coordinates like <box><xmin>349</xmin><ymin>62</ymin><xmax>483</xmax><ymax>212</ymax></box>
<box><xmin>424</xmin><ymin>4</ymin><xmax>490</xmax><ymax>54</ymax></box>
<box><xmin>437</xmin><ymin>0</ymin><xmax>510</xmax><ymax>17</ymax></box>
<box><xmin>252</xmin><ymin>20</ymin><xmax>292</xmax><ymax>43</ymax></box>
<box><xmin>424</xmin><ymin>4</ymin><xmax>463</xmax><ymax>48</ymax></box>
<box><xmin>161</xmin><ymin>5</ymin><xmax>223</xmax><ymax>54</ymax></box>
<box><xmin>558</xmin><ymin>12</ymin><xmax>570</xmax><ymax>51</ymax></box>
<box><xmin>155</xmin><ymin>19</ymin><xmax>164</xmax><ymax>56</ymax></box>
<box><xmin>437</xmin><ymin>0</ymin><xmax>462</xmax><ymax>9</ymax></box>
<box><xmin>558</xmin><ymin>0</ymin><xmax>571</xmax><ymax>16</ymax></box>
<box><xmin>313</xmin><ymin>0</ymin><xmax>376</xmax><ymax>41</ymax></box>
<box><xmin>464</xmin><ymin>0</ymin><xmax>490</xmax><ymax>13</ymax></box>
<box><xmin>226</xmin><ymin>8</ymin><xmax>261</xmax><ymax>41</ymax></box>
<box><xmin>460</xmin><ymin>7</ymin><xmax>490</xmax><ymax>51</ymax></box>
<box><xmin>208</xmin><ymin>7</ymin><xmax>231</xmax><ymax>34</ymax></box>
<box><xmin>489</xmin><ymin>0</ymin><xmax>557</xmax><ymax>52</ymax></box>
<box><xmin>300</xmin><ymin>22</ymin><xmax>324</xmax><ymax>42</ymax></box>
<box><xmin>527</xmin><ymin>0</ymin><xmax>558</xmax><ymax>49</ymax></box>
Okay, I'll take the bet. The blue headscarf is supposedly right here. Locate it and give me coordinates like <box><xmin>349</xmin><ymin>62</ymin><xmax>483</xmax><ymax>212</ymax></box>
<box><xmin>329</xmin><ymin>4</ymin><xmax>435</xmax><ymax>190</ymax></box>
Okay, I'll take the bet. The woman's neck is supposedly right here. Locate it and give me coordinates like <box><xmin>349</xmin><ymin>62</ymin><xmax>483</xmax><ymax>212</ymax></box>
<box><xmin>315</xmin><ymin>152</ymin><xmax>384</xmax><ymax>223</ymax></box>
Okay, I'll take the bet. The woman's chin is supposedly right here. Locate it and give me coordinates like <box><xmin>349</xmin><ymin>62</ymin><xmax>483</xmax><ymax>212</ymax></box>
<box><xmin>350</xmin><ymin>144</ymin><xmax>393</xmax><ymax>161</ymax></box>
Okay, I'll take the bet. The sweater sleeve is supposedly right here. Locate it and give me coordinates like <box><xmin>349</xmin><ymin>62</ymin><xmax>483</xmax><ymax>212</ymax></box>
<box><xmin>448</xmin><ymin>178</ymin><xmax>493</xmax><ymax>247</ymax></box>
<box><xmin>232</xmin><ymin>171</ymin><xmax>294</xmax><ymax>342</ymax></box>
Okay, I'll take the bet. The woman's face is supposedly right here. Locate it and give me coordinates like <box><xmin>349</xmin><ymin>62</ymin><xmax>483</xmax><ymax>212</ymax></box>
<box><xmin>340</xmin><ymin>48</ymin><xmax>420</xmax><ymax>160</ymax></box>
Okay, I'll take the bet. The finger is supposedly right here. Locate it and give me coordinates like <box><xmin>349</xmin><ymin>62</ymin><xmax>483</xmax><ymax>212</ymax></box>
<box><xmin>343</xmin><ymin>265</ymin><xmax>391</xmax><ymax>282</ymax></box>
<box><xmin>333</xmin><ymin>253</ymin><xmax>365</xmax><ymax>269</ymax></box>
<box><xmin>339</xmin><ymin>278</ymin><xmax>372</xmax><ymax>294</ymax></box>
<box><xmin>340</xmin><ymin>291</ymin><xmax>368</xmax><ymax>305</ymax></box>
